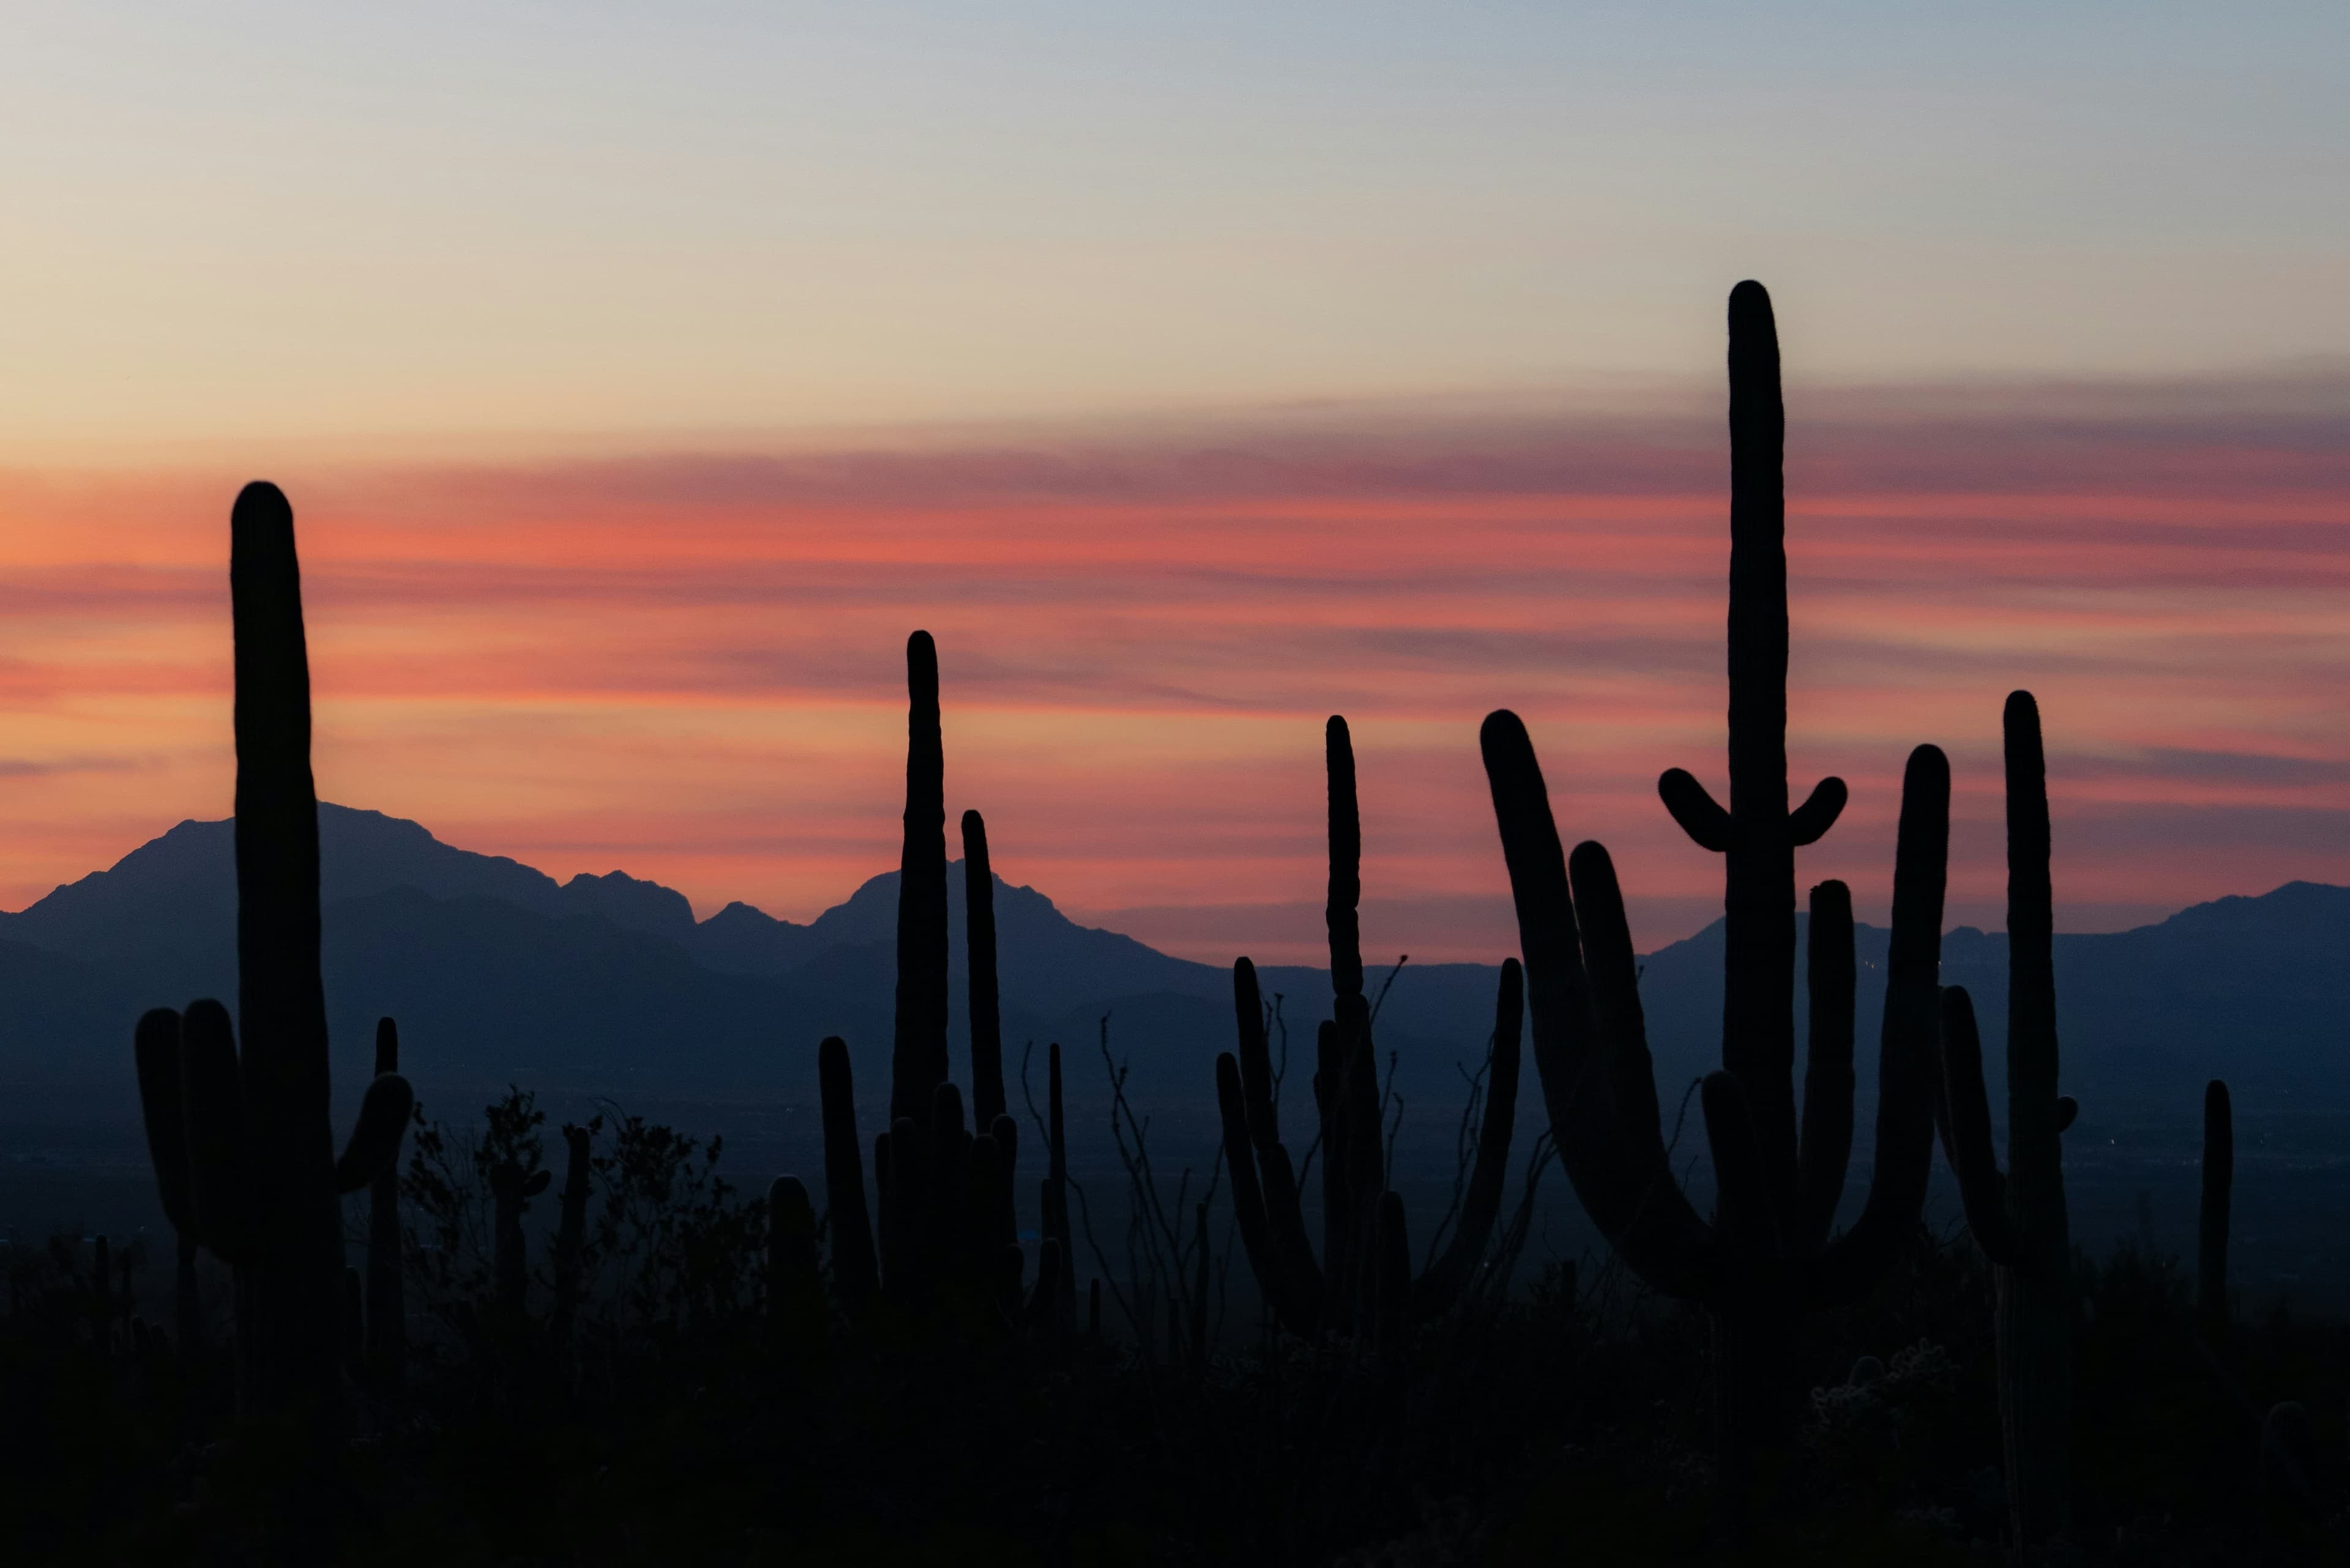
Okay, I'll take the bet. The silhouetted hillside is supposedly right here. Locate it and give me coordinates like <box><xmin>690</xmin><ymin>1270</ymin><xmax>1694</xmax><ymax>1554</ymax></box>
<box><xmin>0</xmin><ymin>807</ymin><xmax>2340</xmax><ymax>1122</ymax></box>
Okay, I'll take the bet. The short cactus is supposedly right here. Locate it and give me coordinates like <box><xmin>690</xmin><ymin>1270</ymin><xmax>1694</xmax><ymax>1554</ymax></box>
<box><xmin>365</xmin><ymin>1017</ymin><xmax>407</xmax><ymax>1391</ymax></box>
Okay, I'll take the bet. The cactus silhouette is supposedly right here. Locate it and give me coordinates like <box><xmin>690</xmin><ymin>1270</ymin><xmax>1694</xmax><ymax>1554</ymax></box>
<box><xmin>892</xmin><ymin>630</ymin><xmax>950</xmax><ymax>1126</ymax></box>
<box><xmin>2199</xmin><ymin>1079</ymin><xmax>2232</xmax><ymax>1341</ymax></box>
<box><xmin>1935</xmin><ymin>689</ymin><xmax>2073</xmax><ymax>1547</ymax></box>
<box><xmin>1219</xmin><ymin>716</ymin><xmax>1522</xmax><ymax>1337</ymax></box>
<box><xmin>131</xmin><ymin>482</ymin><xmax>414</xmax><ymax>1427</ymax></box>
<box><xmin>1476</xmin><ymin>286</ymin><xmax>1944</xmax><ymax>1491</ymax></box>
<box><xmin>767</xmin><ymin>1176</ymin><xmax>826</xmax><ymax>1349</ymax></box>
<box><xmin>1041</xmin><ymin>1040</ymin><xmax>1075</xmax><ymax>1329</ymax></box>
<box><xmin>491</xmin><ymin>1155</ymin><xmax>551</xmax><ymax>1314</ymax></box>
<box><xmin>963</xmin><ymin>808</ymin><xmax>1007</xmax><ymax>1128</ymax></box>
<box><xmin>810</xmin><ymin>635</ymin><xmax>1028</xmax><ymax>1324</ymax></box>
<box><xmin>365</xmin><ymin>1017</ymin><xmax>408</xmax><ymax>1391</ymax></box>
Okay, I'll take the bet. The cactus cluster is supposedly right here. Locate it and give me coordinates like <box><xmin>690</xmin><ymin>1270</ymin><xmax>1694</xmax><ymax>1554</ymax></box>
<box><xmin>1219</xmin><ymin>715</ymin><xmax>1523</xmax><ymax>1338</ymax></box>
<box><xmin>799</xmin><ymin>632</ymin><xmax>1063</xmax><ymax>1332</ymax></box>
<box><xmin>131</xmin><ymin>483</ymin><xmax>415</xmax><ymax>1426</ymax></box>
<box><xmin>1479</xmin><ymin>284</ymin><xmax>1947</xmax><ymax>1487</ymax></box>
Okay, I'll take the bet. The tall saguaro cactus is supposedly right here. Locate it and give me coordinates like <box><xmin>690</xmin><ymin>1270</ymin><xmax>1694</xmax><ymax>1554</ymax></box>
<box><xmin>132</xmin><ymin>482</ymin><xmax>413</xmax><ymax>1425</ymax></box>
<box><xmin>1935</xmin><ymin>689</ymin><xmax>2073</xmax><ymax>1548</ymax></box>
<box><xmin>1476</xmin><ymin>285</ymin><xmax>1944</xmax><ymax>1483</ymax></box>
<box><xmin>1218</xmin><ymin>716</ymin><xmax>1523</xmax><ymax>1337</ymax></box>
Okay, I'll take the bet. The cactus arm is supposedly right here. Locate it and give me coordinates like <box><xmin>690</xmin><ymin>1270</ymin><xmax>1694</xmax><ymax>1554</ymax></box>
<box><xmin>2198</xmin><ymin>1079</ymin><xmax>2232</xmax><ymax>1338</ymax></box>
<box><xmin>766</xmin><ymin>1176</ymin><xmax>824</xmax><ymax>1343</ymax></box>
<box><xmin>1482</xmin><ymin>712</ymin><xmax>1715</xmax><ymax>1300</ymax></box>
<box><xmin>1023</xmin><ymin>1236</ymin><xmax>1064</xmax><ymax>1328</ymax></box>
<box><xmin>891</xmin><ymin>630</ymin><xmax>950</xmax><ymax>1125</ymax></box>
<box><xmin>816</xmin><ymin>1036</ymin><xmax>878</xmax><ymax>1313</ymax></box>
<box><xmin>925</xmin><ymin>1081</ymin><xmax>971</xmax><ymax>1288</ymax></box>
<box><xmin>1812</xmin><ymin>745</ymin><xmax>1949</xmax><ymax>1302</ymax></box>
<box><xmin>1232</xmin><ymin>960</ymin><xmax>1281</xmax><ymax>1144</ymax></box>
<box><xmin>365</xmin><ymin>1018</ymin><xmax>407</xmax><ymax>1389</ymax></box>
<box><xmin>1217</xmin><ymin>1054</ymin><xmax>1287</xmax><ymax>1321</ymax></box>
<box><xmin>1934</xmin><ymin>986</ymin><xmax>2021</xmax><ymax>1266</ymax></box>
<box><xmin>333</xmin><ymin>1072</ymin><xmax>416</xmax><ymax>1193</ymax></box>
<box><xmin>2001</xmin><ymin>692</ymin><xmax>2068</xmax><ymax>1278</ymax></box>
<box><xmin>1786</xmin><ymin>776</ymin><xmax>1848</xmax><ymax>846</ymax></box>
<box><xmin>881</xmin><ymin>1115</ymin><xmax>922</xmax><ymax>1302</ymax></box>
<box><xmin>133</xmin><ymin>1009</ymin><xmax>195</xmax><ymax>1235</ymax></box>
<box><xmin>2056</xmin><ymin>1097</ymin><xmax>2078</xmax><ymax>1133</ymax></box>
<box><xmin>1325</xmin><ymin>717</ymin><xmax>1364</xmax><ymax>1002</ymax></box>
<box><xmin>1410</xmin><ymin>957</ymin><xmax>1523</xmax><ymax>1321</ymax></box>
<box><xmin>177</xmin><ymin>999</ymin><xmax>260</xmax><ymax>1264</ymax></box>
<box><xmin>1658</xmin><ymin>769</ymin><xmax>1734</xmax><ymax>853</ymax></box>
<box><xmin>961</xmin><ymin>809</ymin><xmax>1006</xmax><ymax>1128</ymax></box>
<box><xmin>1043</xmin><ymin>1040</ymin><xmax>1075</xmax><ymax>1327</ymax></box>
<box><xmin>1792</xmin><ymin>882</ymin><xmax>1855</xmax><ymax>1253</ymax></box>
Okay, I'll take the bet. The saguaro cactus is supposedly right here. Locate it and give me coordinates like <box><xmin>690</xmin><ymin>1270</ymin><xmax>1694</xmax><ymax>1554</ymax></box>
<box><xmin>1218</xmin><ymin>716</ymin><xmax>1523</xmax><ymax>1336</ymax></box>
<box><xmin>365</xmin><ymin>1017</ymin><xmax>408</xmax><ymax>1391</ymax></box>
<box><xmin>1476</xmin><ymin>286</ymin><xmax>1944</xmax><ymax>1481</ymax></box>
<box><xmin>811</xmin><ymin>636</ymin><xmax>1028</xmax><ymax>1323</ymax></box>
<box><xmin>132</xmin><ymin>483</ymin><xmax>413</xmax><ymax>1425</ymax></box>
<box><xmin>892</xmin><ymin>630</ymin><xmax>950</xmax><ymax>1125</ymax></box>
<box><xmin>1935</xmin><ymin>689</ymin><xmax>2073</xmax><ymax>1547</ymax></box>
<box><xmin>2199</xmin><ymin>1078</ymin><xmax>2232</xmax><ymax>1340</ymax></box>
<box><xmin>551</xmin><ymin>1122</ymin><xmax>593</xmax><ymax>1342</ymax></box>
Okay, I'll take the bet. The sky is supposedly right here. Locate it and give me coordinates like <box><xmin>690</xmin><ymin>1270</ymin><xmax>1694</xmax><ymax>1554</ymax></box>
<box><xmin>0</xmin><ymin>4</ymin><xmax>2344</xmax><ymax>963</ymax></box>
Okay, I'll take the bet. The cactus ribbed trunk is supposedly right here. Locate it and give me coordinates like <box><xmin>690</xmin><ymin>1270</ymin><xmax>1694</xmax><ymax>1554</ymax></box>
<box><xmin>228</xmin><ymin>481</ymin><xmax>345</xmax><ymax>1422</ymax></box>
<box><xmin>892</xmin><ymin>632</ymin><xmax>950</xmax><ymax>1127</ymax></box>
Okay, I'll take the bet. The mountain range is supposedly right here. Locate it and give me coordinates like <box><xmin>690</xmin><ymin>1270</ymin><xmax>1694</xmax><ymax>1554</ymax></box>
<box><xmin>1</xmin><ymin>805</ymin><xmax>2343</xmax><ymax>1129</ymax></box>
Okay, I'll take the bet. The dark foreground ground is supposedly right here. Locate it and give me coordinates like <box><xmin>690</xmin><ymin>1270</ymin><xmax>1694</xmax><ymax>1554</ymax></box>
<box><xmin>5</xmin><ymin>1091</ymin><xmax>2349</xmax><ymax>1564</ymax></box>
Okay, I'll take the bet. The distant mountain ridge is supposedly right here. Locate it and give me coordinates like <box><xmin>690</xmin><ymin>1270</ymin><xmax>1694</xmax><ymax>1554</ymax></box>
<box><xmin>0</xmin><ymin>806</ymin><xmax>2342</xmax><ymax>1121</ymax></box>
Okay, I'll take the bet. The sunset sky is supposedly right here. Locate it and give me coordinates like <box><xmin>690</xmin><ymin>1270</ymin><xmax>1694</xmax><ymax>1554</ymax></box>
<box><xmin>1</xmin><ymin>5</ymin><xmax>2344</xmax><ymax>963</ymax></box>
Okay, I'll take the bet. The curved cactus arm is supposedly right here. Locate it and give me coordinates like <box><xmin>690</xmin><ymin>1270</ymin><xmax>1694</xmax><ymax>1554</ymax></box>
<box><xmin>2198</xmin><ymin>1078</ymin><xmax>2232</xmax><ymax>1338</ymax></box>
<box><xmin>1411</xmin><ymin>957</ymin><xmax>1523</xmax><ymax>1322</ymax></box>
<box><xmin>1228</xmin><ymin>963</ymin><xmax>1319</xmax><ymax>1297</ymax></box>
<box><xmin>133</xmin><ymin>1009</ymin><xmax>195</xmax><ymax>1235</ymax></box>
<box><xmin>816</xmin><ymin>1036</ymin><xmax>878</xmax><ymax>1314</ymax></box>
<box><xmin>2056</xmin><ymin>1097</ymin><xmax>2078</xmax><ymax>1133</ymax></box>
<box><xmin>1565</xmin><ymin>840</ymin><xmax>1720</xmax><ymax>1296</ymax></box>
<box><xmin>1786</xmin><ymin>777</ymin><xmax>1848</xmax><ymax>846</ymax></box>
<box><xmin>1792</xmin><ymin>882</ymin><xmax>1856</xmax><ymax>1253</ymax></box>
<box><xmin>1812</xmin><ymin>744</ymin><xmax>1949</xmax><ymax>1302</ymax></box>
<box><xmin>1934</xmin><ymin>985</ymin><xmax>2021</xmax><ymax>1266</ymax></box>
<box><xmin>1483</xmin><ymin>711</ymin><xmax>1715</xmax><ymax>1301</ymax></box>
<box><xmin>1658</xmin><ymin>768</ymin><xmax>1734</xmax><ymax>852</ymax></box>
<box><xmin>179</xmin><ymin>999</ymin><xmax>261</xmax><ymax>1264</ymax></box>
<box><xmin>333</xmin><ymin>1072</ymin><xmax>416</xmax><ymax>1193</ymax></box>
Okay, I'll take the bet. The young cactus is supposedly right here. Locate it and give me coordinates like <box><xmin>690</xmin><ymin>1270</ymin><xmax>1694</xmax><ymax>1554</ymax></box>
<box><xmin>131</xmin><ymin>483</ymin><xmax>414</xmax><ymax>1424</ymax></box>
<box><xmin>1218</xmin><ymin>716</ymin><xmax>1523</xmax><ymax>1337</ymax></box>
<box><xmin>1477</xmin><ymin>286</ymin><xmax>1945</xmax><ymax>1487</ymax></box>
<box><xmin>1934</xmin><ymin>689</ymin><xmax>2073</xmax><ymax>1548</ymax></box>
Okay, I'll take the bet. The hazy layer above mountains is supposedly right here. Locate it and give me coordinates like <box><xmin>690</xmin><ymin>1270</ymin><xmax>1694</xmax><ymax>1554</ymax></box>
<box><xmin>0</xmin><ymin>805</ymin><xmax>2341</xmax><ymax>1122</ymax></box>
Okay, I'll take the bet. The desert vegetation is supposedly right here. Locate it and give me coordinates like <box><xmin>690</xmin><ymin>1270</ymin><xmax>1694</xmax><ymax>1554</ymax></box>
<box><xmin>2</xmin><ymin>284</ymin><xmax>2343</xmax><ymax>1565</ymax></box>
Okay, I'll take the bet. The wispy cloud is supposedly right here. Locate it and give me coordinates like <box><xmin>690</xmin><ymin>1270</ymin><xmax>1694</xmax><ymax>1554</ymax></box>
<box><xmin>0</xmin><ymin>372</ymin><xmax>2341</xmax><ymax>960</ymax></box>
